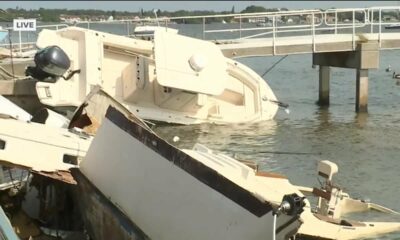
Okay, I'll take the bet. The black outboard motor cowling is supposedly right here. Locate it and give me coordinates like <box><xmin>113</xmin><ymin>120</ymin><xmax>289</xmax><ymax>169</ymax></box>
<box><xmin>35</xmin><ymin>45</ymin><xmax>70</xmax><ymax>76</ymax></box>
<box><xmin>25</xmin><ymin>45</ymin><xmax>70</xmax><ymax>82</ymax></box>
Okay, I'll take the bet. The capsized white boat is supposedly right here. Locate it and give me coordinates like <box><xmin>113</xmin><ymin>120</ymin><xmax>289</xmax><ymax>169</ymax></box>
<box><xmin>27</xmin><ymin>26</ymin><xmax>282</xmax><ymax>125</ymax></box>
<box><xmin>68</xmin><ymin>87</ymin><xmax>400</xmax><ymax>240</ymax></box>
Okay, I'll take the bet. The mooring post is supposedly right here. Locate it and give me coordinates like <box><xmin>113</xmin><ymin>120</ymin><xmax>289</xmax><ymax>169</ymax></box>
<box><xmin>318</xmin><ymin>65</ymin><xmax>330</xmax><ymax>106</ymax></box>
<box><xmin>355</xmin><ymin>69</ymin><xmax>368</xmax><ymax>112</ymax></box>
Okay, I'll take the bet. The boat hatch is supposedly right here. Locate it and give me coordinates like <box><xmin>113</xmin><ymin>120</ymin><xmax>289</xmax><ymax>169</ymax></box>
<box><xmin>154</xmin><ymin>31</ymin><xmax>228</xmax><ymax>96</ymax></box>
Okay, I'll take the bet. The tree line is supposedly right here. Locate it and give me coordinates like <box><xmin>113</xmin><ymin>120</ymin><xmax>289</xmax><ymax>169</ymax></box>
<box><xmin>0</xmin><ymin>5</ymin><xmax>290</xmax><ymax>23</ymax></box>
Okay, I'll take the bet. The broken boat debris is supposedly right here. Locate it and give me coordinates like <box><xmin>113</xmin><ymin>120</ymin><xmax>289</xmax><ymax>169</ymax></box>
<box><xmin>1</xmin><ymin>87</ymin><xmax>395</xmax><ymax>239</ymax></box>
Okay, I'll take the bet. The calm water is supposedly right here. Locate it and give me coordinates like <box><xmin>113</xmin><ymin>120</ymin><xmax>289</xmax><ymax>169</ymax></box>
<box><xmin>3</xmin><ymin>21</ymin><xmax>400</xmax><ymax>238</ymax></box>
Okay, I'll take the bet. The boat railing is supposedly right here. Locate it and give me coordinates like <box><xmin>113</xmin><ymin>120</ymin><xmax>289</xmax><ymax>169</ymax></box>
<box><xmin>368</xmin><ymin>6</ymin><xmax>400</xmax><ymax>47</ymax></box>
<box><xmin>162</xmin><ymin>6</ymin><xmax>400</xmax><ymax>52</ymax></box>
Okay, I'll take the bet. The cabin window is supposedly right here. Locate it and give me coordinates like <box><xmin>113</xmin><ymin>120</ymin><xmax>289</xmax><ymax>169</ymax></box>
<box><xmin>63</xmin><ymin>155</ymin><xmax>78</xmax><ymax>165</ymax></box>
<box><xmin>0</xmin><ymin>139</ymin><xmax>5</xmax><ymax>150</ymax></box>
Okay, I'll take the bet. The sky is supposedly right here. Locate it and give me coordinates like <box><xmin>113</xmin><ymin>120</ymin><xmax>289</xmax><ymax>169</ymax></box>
<box><xmin>0</xmin><ymin>1</ymin><xmax>397</xmax><ymax>12</ymax></box>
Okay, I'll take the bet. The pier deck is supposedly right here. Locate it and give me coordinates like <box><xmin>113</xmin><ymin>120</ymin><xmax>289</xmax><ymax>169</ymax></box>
<box><xmin>216</xmin><ymin>33</ymin><xmax>400</xmax><ymax>57</ymax></box>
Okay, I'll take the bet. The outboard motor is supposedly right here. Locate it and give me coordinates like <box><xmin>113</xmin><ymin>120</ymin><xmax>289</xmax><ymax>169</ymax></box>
<box><xmin>25</xmin><ymin>45</ymin><xmax>71</xmax><ymax>82</ymax></box>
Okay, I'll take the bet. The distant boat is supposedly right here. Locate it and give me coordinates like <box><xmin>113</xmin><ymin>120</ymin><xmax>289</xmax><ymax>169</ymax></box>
<box><xmin>133</xmin><ymin>25</ymin><xmax>178</xmax><ymax>39</ymax></box>
<box><xmin>385</xmin><ymin>23</ymin><xmax>400</xmax><ymax>29</ymax></box>
<box><xmin>63</xmin><ymin>18</ymin><xmax>80</xmax><ymax>25</ymax></box>
<box><xmin>221</xmin><ymin>20</ymin><xmax>227</xmax><ymax>24</ymax></box>
<box><xmin>256</xmin><ymin>22</ymin><xmax>272</xmax><ymax>27</ymax></box>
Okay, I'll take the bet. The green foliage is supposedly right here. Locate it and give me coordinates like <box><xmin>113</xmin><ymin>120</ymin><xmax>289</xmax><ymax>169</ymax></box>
<box><xmin>0</xmin><ymin>5</ymin><xmax>298</xmax><ymax>23</ymax></box>
<box><xmin>240</xmin><ymin>5</ymin><xmax>268</xmax><ymax>13</ymax></box>
<box><xmin>39</xmin><ymin>8</ymin><xmax>60</xmax><ymax>22</ymax></box>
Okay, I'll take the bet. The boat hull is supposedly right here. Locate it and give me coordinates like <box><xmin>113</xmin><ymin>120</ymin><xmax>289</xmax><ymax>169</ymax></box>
<box><xmin>78</xmin><ymin>106</ymin><xmax>302</xmax><ymax>240</ymax></box>
<box><xmin>71</xmin><ymin>168</ymin><xmax>149</xmax><ymax>240</ymax></box>
<box><xmin>385</xmin><ymin>24</ymin><xmax>400</xmax><ymax>29</ymax></box>
<box><xmin>34</xmin><ymin>27</ymin><xmax>279</xmax><ymax>125</ymax></box>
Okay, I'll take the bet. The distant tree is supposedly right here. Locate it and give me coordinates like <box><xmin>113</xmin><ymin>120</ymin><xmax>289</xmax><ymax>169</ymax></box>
<box><xmin>241</xmin><ymin>5</ymin><xmax>268</xmax><ymax>13</ymax></box>
<box><xmin>266</xmin><ymin>8</ymin><xmax>279</xmax><ymax>12</ymax></box>
<box><xmin>40</xmin><ymin>12</ymin><xmax>60</xmax><ymax>22</ymax></box>
<box><xmin>0</xmin><ymin>6</ymin><xmax>287</xmax><ymax>23</ymax></box>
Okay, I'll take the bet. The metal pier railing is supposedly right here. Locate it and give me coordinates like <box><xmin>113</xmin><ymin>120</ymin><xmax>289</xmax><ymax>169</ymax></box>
<box><xmin>1</xmin><ymin>6</ymin><xmax>400</xmax><ymax>56</ymax></box>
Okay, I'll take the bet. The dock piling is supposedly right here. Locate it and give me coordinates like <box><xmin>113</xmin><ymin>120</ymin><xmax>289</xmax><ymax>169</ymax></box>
<box><xmin>318</xmin><ymin>66</ymin><xmax>330</xmax><ymax>106</ymax></box>
<box><xmin>356</xmin><ymin>69</ymin><xmax>369</xmax><ymax>112</ymax></box>
<box><xmin>313</xmin><ymin>41</ymin><xmax>378</xmax><ymax>113</ymax></box>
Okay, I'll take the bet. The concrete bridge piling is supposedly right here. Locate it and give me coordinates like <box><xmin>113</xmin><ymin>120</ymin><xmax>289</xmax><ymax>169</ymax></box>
<box><xmin>313</xmin><ymin>42</ymin><xmax>379</xmax><ymax>112</ymax></box>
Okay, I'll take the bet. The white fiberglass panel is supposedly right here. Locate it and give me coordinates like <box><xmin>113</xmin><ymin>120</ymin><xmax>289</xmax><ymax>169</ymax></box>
<box><xmin>80</xmin><ymin>117</ymin><xmax>298</xmax><ymax>240</ymax></box>
<box><xmin>154</xmin><ymin>31</ymin><xmax>228</xmax><ymax>95</ymax></box>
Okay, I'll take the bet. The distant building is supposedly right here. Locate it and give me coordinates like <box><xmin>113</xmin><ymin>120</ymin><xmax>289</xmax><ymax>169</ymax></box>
<box><xmin>60</xmin><ymin>15</ymin><xmax>81</xmax><ymax>24</ymax></box>
<box><xmin>248</xmin><ymin>17</ymin><xmax>267</xmax><ymax>23</ymax></box>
